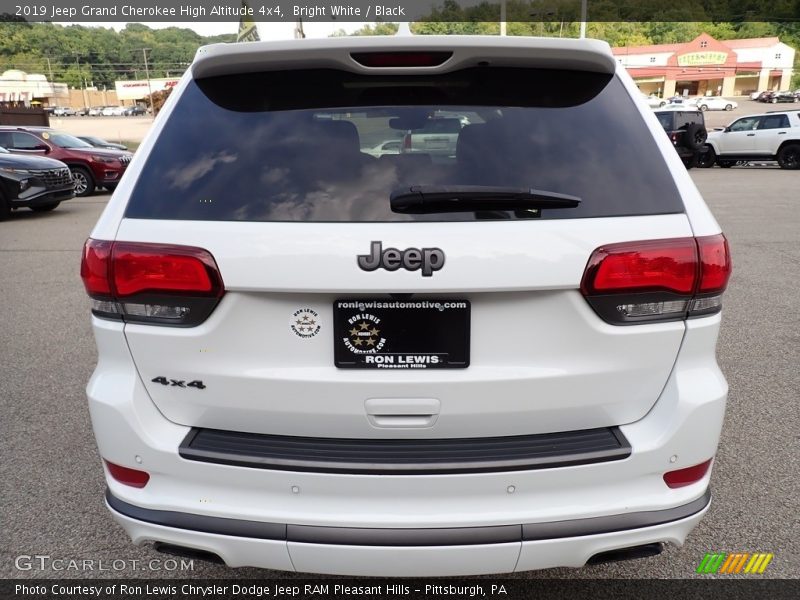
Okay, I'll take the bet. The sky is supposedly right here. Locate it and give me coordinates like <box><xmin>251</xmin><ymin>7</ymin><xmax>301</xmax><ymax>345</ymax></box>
<box><xmin>73</xmin><ymin>21</ymin><xmax>365</xmax><ymax>39</ymax></box>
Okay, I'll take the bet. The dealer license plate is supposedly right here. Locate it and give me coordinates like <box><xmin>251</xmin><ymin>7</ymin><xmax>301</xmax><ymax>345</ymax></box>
<box><xmin>333</xmin><ymin>298</ymin><xmax>470</xmax><ymax>369</ymax></box>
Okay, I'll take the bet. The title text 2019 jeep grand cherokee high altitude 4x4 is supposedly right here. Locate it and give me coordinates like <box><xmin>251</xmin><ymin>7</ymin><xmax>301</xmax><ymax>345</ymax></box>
<box><xmin>81</xmin><ymin>36</ymin><xmax>732</xmax><ymax>576</ymax></box>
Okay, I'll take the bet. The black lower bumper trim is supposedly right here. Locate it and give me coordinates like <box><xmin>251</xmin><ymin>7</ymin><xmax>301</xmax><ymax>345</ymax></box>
<box><xmin>179</xmin><ymin>426</ymin><xmax>632</xmax><ymax>475</ymax></box>
<box><xmin>106</xmin><ymin>488</ymin><xmax>710</xmax><ymax>547</ymax></box>
<box><xmin>13</xmin><ymin>188</ymin><xmax>74</xmax><ymax>206</ymax></box>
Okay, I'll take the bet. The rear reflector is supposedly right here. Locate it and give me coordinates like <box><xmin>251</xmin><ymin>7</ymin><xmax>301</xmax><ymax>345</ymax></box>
<box><xmin>81</xmin><ymin>239</ymin><xmax>224</xmax><ymax>326</ymax></box>
<box><xmin>350</xmin><ymin>52</ymin><xmax>453</xmax><ymax>68</ymax></box>
<box><xmin>663</xmin><ymin>459</ymin><xmax>713</xmax><ymax>488</ymax></box>
<box><xmin>104</xmin><ymin>460</ymin><xmax>150</xmax><ymax>488</ymax></box>
<box><xmin>581</xmin><ymin>234</ymin><xmax>731</xmax><ymax>324</ymax></box>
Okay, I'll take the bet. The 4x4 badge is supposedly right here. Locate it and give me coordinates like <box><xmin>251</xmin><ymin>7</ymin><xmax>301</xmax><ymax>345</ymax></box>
<box><xmin>357</xmin><ymin>241</ymin><xmax>445</xmax><ymax>277</ymax></box>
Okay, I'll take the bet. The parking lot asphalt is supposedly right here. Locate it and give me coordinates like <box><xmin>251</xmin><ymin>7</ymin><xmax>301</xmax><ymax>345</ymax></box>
<box><xmin>0</xmin><ymin>168</ymin><xmax>797</xmax><ymax>579</ymax></box>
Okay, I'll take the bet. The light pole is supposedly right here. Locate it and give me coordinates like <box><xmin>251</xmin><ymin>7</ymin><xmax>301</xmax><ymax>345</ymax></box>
<box><xmin>579</xmin><ymin>0</ymin><xmax>587</xmax><ymax>39</ymax></box>
<box><xmin>74</xmin><ymin>53</ymin><xmax>87</xmax><ymax>110</ymax></box>
<box><xmin>142</xmin><ymin>48</ymin><xmax>154</xmax><ymax>117</ymax></box>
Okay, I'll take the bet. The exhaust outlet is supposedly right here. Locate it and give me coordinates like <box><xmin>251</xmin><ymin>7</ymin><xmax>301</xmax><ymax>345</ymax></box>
<box><xmin>153</xmin><ymin>542</ymin><xmax>224</xmax><ymax>565</ymax></box>
<box><xmin>587</xmin><ymin>542</ymin><xmax>663</xmax><ymax>565</ymax></box>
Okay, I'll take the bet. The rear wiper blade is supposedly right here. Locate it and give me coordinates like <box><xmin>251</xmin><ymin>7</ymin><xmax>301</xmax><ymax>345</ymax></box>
<box><xmin>390</xmin><ymin>185</ymin><xmax>581</xmax><ymax>214</ymax></box>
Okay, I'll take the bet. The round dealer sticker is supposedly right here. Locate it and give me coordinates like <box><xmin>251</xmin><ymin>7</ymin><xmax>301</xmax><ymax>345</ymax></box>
<box><xmin>343</xmin><ymin>313</ymin><xmax>386</xmax><ymax>354</ymax></box>
<box><xmin>290</xmin><ymin>308</ymin><xmax>321</xmax><ymax>339</ymax></box>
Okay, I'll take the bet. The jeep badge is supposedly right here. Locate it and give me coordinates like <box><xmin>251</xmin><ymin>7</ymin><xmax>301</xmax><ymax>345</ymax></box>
<box><xmin>357</xmin><ymin>241</ymin><xmax>445</xmax><ymax>277</ymax></box>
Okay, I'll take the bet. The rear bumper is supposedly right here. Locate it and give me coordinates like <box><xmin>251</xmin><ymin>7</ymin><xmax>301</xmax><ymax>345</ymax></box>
<box><xmin>107</xmin><ymin>489</ymin><xmax>710</xmax><ymax>575</ymax></box>
<box><xmin>88</xmin><ymin>314</ymin><xmax>727</xmax><ymax>575</ymax></box>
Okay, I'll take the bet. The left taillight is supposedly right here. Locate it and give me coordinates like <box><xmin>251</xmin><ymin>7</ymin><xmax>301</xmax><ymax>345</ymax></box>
<box><xmin>81</xmin><ymin>239</ymin><xmax>224</xmax><ymax>326</ymax></box>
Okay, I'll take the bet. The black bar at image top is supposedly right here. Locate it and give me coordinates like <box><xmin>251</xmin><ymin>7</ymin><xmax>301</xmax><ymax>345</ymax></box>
<box><xmin>0</xmin><ymin>0</ymin><xmax>797</xmax><ymax>23</ymax></box>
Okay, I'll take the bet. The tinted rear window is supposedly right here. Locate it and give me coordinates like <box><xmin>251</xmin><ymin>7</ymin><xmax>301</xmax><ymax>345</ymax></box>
<box><xmin>125</xmin><ymin>67</ymin><xmax>683</xmax><ymax>222</ymax></box>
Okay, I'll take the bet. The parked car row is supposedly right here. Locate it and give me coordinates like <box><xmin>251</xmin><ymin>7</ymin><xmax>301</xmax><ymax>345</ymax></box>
<box><xmin>0</xmin><ymin>126</ymin><xmax>133</xmax><ymax>212</ymax></box>
<box><xmin>45</xmin><ymin>105</ymin><xmax>149</xmax><ymax>117</ymax></box>
<box><xmin>658</xmin><ymin>95</ymin><xmax>738</xmax><ymax>111</ymax></box>
<box><xmin>753</xmin><ymin>90</ymin><xmax>800</xmax><ymax>104</ymax></box>
<box><xmin>77</xmin><ymin>136</ymin><xmax>129</xmax><ymax>151</ymax></box>
<box><xmin>653</xmin><ymin>106</ymin><xmax>800</xmax><ymax>170</ymax></box>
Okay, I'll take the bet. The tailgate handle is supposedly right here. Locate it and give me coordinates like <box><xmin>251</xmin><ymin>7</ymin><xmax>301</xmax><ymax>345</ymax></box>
<box><xmin>365</xmin><ymin>398</ymin><xmax>440</xmax><ymax>429</ymax></box>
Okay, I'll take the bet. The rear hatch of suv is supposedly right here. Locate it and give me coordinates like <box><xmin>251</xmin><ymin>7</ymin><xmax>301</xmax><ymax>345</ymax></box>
<box><xmin>90</xmin><ymin>42</ymin><xmax>698</xmax><ymax>440</ymax></box>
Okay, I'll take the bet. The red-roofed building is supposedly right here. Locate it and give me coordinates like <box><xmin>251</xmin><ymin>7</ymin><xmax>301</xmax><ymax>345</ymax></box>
<box><xmin>613</xmin><ymin>34</ymin><xmax>795</xmax><ymax>98</ymax></box>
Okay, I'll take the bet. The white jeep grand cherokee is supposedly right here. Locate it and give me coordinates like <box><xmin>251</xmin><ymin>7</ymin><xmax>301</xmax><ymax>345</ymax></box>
<box><xmin>81</xmin><ymin>35</ymin><xmax>732</xmax><ymax>576</ymax></box>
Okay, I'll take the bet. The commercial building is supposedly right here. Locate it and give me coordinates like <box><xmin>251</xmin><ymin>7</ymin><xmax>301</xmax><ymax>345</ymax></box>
<box><xmin>115</xmin><ymin>77</ymin><xmax>180</xmax><ymax>104</ymax></box>
<box><xmin>0</xmin><ymin>70</ymin><xmax>68</xmax><ymax>105</ymax></box>
<box><xmin>614</xmin><ymin>34</ymin><xmax>795</xmax><ymax>97</ymax></box>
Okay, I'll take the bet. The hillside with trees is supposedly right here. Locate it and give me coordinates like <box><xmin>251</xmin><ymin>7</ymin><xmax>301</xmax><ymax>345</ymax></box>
<box><xmin>0</xmin><ymin>14</ymin><xmax>797</xmax><ymax>89</ymax></box>
<box><xmin>0</xmin><ymin>20</ymin><xmax>234</xmax><ymax>89</ymax></box>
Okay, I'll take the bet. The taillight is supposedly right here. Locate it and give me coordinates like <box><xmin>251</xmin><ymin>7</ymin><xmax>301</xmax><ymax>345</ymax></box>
<box><xmin>350</xmin><ymin>52</ymin><xmax>452</xmax><ymax>68</ymax></box>
<box><xmin>663</xmin><ymin>459</ymin><xmax>713</xmax><ymax>488</ymax></box>
<box><xmin>104</xmin><ymin>460</ymin><xmax>150</xmax><ymax>488</ymax></box>
<box><xmin>580</xmin><ymin>234</ymin><xmax>731</xmax><ymax>324</ymax></box>
<box><xmin>80</xmin><ymin>239</ymin><xmax>224</xmax><ymax>326</ymax></box>
<box><xmin>80</xmin><ymin>239</ymin><xmax>113</xmax><ymax>296</ymax></box>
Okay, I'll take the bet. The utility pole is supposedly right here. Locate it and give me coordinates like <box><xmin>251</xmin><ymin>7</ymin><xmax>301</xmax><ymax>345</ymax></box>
<box><xmin>294</xmin><ymin>18</ymin><xmax>305</xmax><ymax>39</ymax></box>
<box><xmin>45</xmin><ymin>57</ymin><xmax>54</xmax><ymax>81</ymax></box>
<box><xmin>142</xmin><ymin>48</ymin><xmax>154</xmax><ymax>117</ymax></box>
<box><xmin>500</xmin><ymin>0</ymin><xmax>506</xmax><ymax>36</ymax></box>
<box><xmin>579</xmin><ymin>0</ymin><xmax>587</xmax><ymax>39</ymax></box>
<box><xmin>74</xmin><ymin>53</ymin><xmax>87</xmax><ymax>110</ymax></box>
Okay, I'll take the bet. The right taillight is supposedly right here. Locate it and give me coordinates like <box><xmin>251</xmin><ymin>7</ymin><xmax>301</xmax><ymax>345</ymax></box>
<box><xmin>581</xmin><ymin>234</ymin><xmax>731</xmax><ymax>324</ymax></box>
<box><xmin>80</xmin><ymin>239</ymin><xmax>224</xmax><ymax>326</ymax></box>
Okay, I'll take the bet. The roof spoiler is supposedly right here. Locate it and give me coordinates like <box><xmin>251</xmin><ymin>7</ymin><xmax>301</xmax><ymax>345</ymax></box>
<box><xmin>192</xmin><ymin>36</ymin><xmax>616</xmax><ymax>80</ymax></box>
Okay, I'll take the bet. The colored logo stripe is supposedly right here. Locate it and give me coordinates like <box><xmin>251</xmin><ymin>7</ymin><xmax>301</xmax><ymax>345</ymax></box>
<box><xmin>697</xmin><ymin>552</ymin><xmax>773</xmax><ymax>574</ymax></box>
<box><xmin>697</xmin><ymin>553</ymin><xmax>725</xmax><ymax>573</ymax></box>
<box><xmin>745</xmin><ymin>553</ymin><xmax>773</xmax><ymax>574</ymax></box>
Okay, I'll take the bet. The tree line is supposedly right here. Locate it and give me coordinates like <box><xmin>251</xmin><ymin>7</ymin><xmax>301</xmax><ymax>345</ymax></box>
<box><xmin>0</xmin><ymin>19</ymin><xmax>234</xmax><ymax>89</ymax></box>
<box><xmin>1</xmin><ymin>14</ymin><xmax>798</xmax><ymax>90</ymax></box>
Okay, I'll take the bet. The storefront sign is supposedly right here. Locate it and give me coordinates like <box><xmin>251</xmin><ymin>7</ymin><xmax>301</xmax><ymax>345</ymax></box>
<box><xmin>677</xmin><ymin>52</ymin><xmax>728</xmax><ymax>66</ymax></box>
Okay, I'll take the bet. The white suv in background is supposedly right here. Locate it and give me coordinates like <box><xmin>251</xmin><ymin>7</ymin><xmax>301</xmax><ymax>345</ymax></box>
<box><xmin>703</xmin><ymin>110</ymin><xmax>800</xmax><ymax>168</ymax></box>
<box><xmin>81</xmin><ymin>35</ymin><xmax>732</xmax><ymax>576</ymax></box>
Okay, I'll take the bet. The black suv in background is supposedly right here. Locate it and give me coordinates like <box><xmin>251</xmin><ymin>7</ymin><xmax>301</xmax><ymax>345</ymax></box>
<box><xmin>653</xmin><ymin>109</ymin><xmax>708</xmax><ymax>169</ymax></box>
<box><xmin>0</xmin><ymin>146</ymin><xmax>74</xmax><ymax>220</ymax></box>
